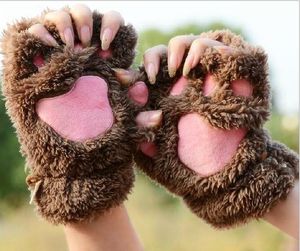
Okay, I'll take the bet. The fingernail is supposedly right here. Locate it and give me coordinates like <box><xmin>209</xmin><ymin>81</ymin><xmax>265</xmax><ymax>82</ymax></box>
<box><xmin>64</xmin><ymin>27</ymin><xmax>74</xmax><ymax>47</ymax></box>
<box><xmin>80</xmin><ymin>25</ymin><xmax>91</xmax><ymax>47</ymax></box>
<box><xmin>101</xmin><ymin>28</ymin><xmax>112</xmax><ymax>51</ymax></box>
<box><xmin>168</xmin><ymin>53</ymin><xmax>177</xmax><ymax>77</ymax></box>
<box><xmin>146</xmin><ymin>63</ymin><xmax>156</xmax><ymax>84</ymax></box>
<box><xmin>183</xmin><ymin>55</ymin><xmax>194</xmax><ymax>76</ymax></box>
<box><xmin>182</xmin><ymin>65</ymin><xmax>190</xmax><ymax>77</ymax></box>
<box><xmin>45</xmin><ymin>34</ymin><xmax>58</xmax><ymax>47</ymax></box>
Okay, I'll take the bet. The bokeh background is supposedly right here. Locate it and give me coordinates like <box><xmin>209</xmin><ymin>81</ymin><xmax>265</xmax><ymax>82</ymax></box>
<box><xmin>0</xmin><ymin>1</ymin><xmax>298</xmax><ymax>251</ymax></box>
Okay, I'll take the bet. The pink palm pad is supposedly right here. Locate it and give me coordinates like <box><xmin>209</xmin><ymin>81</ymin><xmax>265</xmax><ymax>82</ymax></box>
<box><xmin>36</xmin><ymin>76</ymin><xmax>149</xmax><ymax>142</ymax></box>
<box><xmin>178</xmin><ymin>114</ymin><xmax>247</xmax><ymax>176</ymax></box>
<box><xmin>142</xmin><ymin>74</ymin><xmax>253</xmax><ymax>177</ymax></box>
<box><xmin>36</xmin><ymin>76</ymin><xmax>114</xmax><ymax>142</ymax></box>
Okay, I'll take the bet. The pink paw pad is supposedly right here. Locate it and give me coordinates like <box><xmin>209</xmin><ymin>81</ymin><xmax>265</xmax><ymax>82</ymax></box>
<box><xmin>170</xmin><ymin>76</ymin><xmax>189</xmax><ymax>96</ymax></box>
<box><xmin>97</xmin><ymin>48</ymin><xmax>112</xmax><ymax>59</ymax></box>
<box><xmin>36</xmin><ymin>76</ymin><xmax>114</xmax><ymax>142</ymax></box>
<box><xmin>170</xmin><ymin>74</ymin><xmax>253</xmax><ymax>98</ymax></box>
<box><xmin>33</xmin><ymin>54</ymin><xmax>45</xmax><ymax>68</ymax></box>
<box><xmin>140</xmin><ymin>142</ymin><xmax>157</xmax><ymax>157</ymax></box>
<box><xmin>128</xmin><ymin>81</ymin><xmax>149</xmax><ymax>106</ymax></box>
<box><xmin>177</xmin><ymin>113</ymin><xmax>247</xmax><ymax>176</ymax></box>
<box><xmin>203</xmin><ymin>74</ymin><xmax>253</xmax><ymax>97</ymax></box>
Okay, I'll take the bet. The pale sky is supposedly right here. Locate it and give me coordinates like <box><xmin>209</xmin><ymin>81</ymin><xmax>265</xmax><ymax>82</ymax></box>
<box><xmin>0</xmin><ymin>1</ymin><xmax>298</xmax><ymax>114</ymax></box>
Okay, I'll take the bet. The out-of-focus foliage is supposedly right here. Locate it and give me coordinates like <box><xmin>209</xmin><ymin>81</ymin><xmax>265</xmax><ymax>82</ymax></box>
<box><xmin>265</xmin><ymin>113</ymin><xmax>299</xmax><ymax>152</ymax></box>
<box><xmin>0</xmin><ymin>94</ymin><xmax>27</xmax><ymax>207</ymax></box>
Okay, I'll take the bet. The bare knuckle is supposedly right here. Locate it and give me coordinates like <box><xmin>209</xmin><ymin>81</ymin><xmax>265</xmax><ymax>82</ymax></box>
<box><xmin>45</xmin><ymin>10</ymin><xmax>70</xmax><ymax>23</ymax></box>
<box><xmin>70</xmin><ymin>5</ymin><xmax>92</xmax><ymax>17</ymax></box>
<box><xmin>156</xmin><ymin>44</ymin><xmax>167</xmax><ymax>51</ymax></box>
<box><xmin>192</xmin><ymin>38</ymin><xmax>208</xmax><ymax>49</ymax></box>
<box><xmin>104</xmin><ymin>12</ymin><xmax>124</xmax><ymax>26</ymax></box>
<box><xmin>106</xmin><ymin>10</ymin><xmax>122</xmax><ymax>17</ymax></box>
<box><xmin>144</xmin><ymin>46</ymin><xmax>161</xmax><ymax>57</ymax></box>
<box><xmin>28</xmin><ymin>23</ymin><xmax>44</xmax><ymax>33</ymax></box>
<box><xmin>169</xmin><ymin>35</ymin><xmax>190</xmax><ymax>47</ymax></box>
<box><xmin>144</xmin><ymin>45</ymin><xmax>163</xmax><ymax>56</ymax></box>
<box><xmin>169</xmin><ymin>36</ymin><xmax>180</xmax><ymax>45</ymax></box>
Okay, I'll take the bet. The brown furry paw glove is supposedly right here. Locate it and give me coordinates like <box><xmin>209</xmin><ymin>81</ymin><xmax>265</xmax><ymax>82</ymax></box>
<box><xmin>135</xmin><ymin>30</ymin><xmax>299</xmax><ymax>228</ymax></box>
<box><xmin>0</xmin><ymin>11</ymin><xmax>148</xmax><ymax>224</ymax></box>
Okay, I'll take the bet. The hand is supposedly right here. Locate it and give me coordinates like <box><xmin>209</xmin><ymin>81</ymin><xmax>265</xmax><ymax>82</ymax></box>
<box><xmin>26</xmin><ymin>4</ymin><xmax>144</xmax><ymax>250</ymax></box>
<box><xmin>117</xmin><ymin>34</ymin><xmax>299</xmax><ymax>240</ymax></box>
<box><xmin>28</xmin><ymin>3</ymin><xmax>124</xmax><ymax>50</ymax></box>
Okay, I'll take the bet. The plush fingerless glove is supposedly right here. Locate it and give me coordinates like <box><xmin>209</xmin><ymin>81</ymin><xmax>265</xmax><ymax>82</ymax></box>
<box><xmin>135</xmin><ymin>30</ymin><xmax>299</xmax><ymax>228</ymax></box>
<box><xmin>1</xmin><ymin>11</ymin><xmax>140</xmax><ymax>224</ymax></box>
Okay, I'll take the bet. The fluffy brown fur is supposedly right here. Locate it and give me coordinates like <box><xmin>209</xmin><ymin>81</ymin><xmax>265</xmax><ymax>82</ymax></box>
<box><xmin>1</xmin><ymin>11</ymin><xmax>138</xmax><ymax>224</ymax></box>
<box><xmin>135</xmin><ymin>30</ymin><xmax>299</xmax><ymax>228</ymax></box>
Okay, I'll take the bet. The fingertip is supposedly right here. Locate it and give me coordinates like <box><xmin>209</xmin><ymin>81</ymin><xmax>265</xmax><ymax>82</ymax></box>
<box><xmin>69</xmin><ymin>4</ymin><xmax>93</xmax><ymax>47</ymax></box>
<box><xmin>63</xmin><ymin>27</ymin><xmax>74</xmax><ymax>47</ymax></box>
<box><xmin>28</xmin><ymin>24</ymin><xmax>58</xmax><ymax>47</ymax></box>
<box><xmin>140</xmin><ymin>142</ymin><xmax>157</xmax><ymax>157</ymax></box>
<box><xmin>101</xmin><ymin>28</ymin><xmax>112</xmax><ymax>51</ymax></box>
<box><xmin>44</xmin><ymin>34</ymin><xmax>58</xmax><ymax>47</ymax></box>
<box><xmin>100</xmin><ymin>10</ymin><xmax>124</xmax><ymax>51</ymax></box>
<box><xmin>44</xmin><ymin>10</ymin><xmax>74</xmax><ymax>48</ymax></box>
<box><xmin>80</xmin><ymin>25</ymin><xmax>91</xmax><ymax>47</ymax></box>
<box><xmin>145</xmin><ymin>62</ymin><xmax>156</xmax><ymax>84</ymax></box>
<box><xmin>128</xmin><ymin>81</ymin><xmax>149</xmax><ymax>106</ymax></box>
<box><xmin>143</xmin><ymin>44</ymin><xmax>166</xmax><ymax>83</ymax></box>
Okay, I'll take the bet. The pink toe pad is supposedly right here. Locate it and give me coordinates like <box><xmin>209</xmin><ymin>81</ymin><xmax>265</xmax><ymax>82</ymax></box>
<box><xmin>128</xmin><ymin>81</ymin><xmax>148</xmax><ymax>106</ymax></box>
<box><xmin>231</xmin><ymin>79</ymin><xmax>253</xmax><ymax>97</ymax></box>
<box><xmin>203</xmin><ymin>74</ymin><xmax>253</xmax><ymax>97</ymax></box>
<box><xmin>97</xmin><ymin>48</ymin><xmax>112</xmax><ymax>59</ymax></box>
<box><xmin>170</xmin><ymin>76</ymin><xmax>189</xmax><ymax>96</ymax></box>
<box><xmin>36</xmin><ymin>76</ymin><xmax>114</xmax><ymax>142</ymax></box>
<box><xmin>178</xmin><ymin>113</ymin><xmax>247</xmax><ymax>176</ymax></box>
<box><xmin>203</xmin><ymin>74</ymin><xmax>217</xmax><ymax>96</ymax></box>
<box><xmin>140</xmin><ymin>142</ymin><xmax>157</xmax><ymax>157</ymax></box>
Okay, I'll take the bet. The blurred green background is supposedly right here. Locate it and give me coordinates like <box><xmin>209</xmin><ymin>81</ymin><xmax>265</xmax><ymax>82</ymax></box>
<box><xmin>0</xmin><ymin>22</ymin><xmax>298</xmax><ymax>251</ymax></box>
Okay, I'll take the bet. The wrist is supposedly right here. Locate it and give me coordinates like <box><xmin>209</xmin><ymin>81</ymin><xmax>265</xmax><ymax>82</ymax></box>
<box><xmin>64</xmin><ymin>204</ymin><xmax>144</xmax><ymax>251</ymax></box>
<box><xmin>264</xmin><ymin>182</ymin><xmax>299</xmax><ymax>239</ymax></box>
